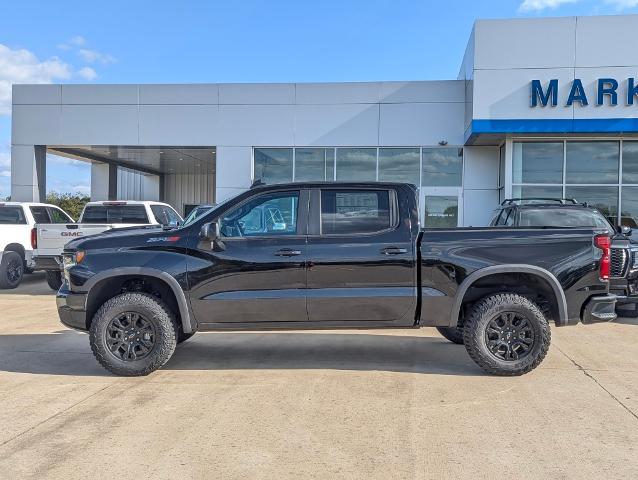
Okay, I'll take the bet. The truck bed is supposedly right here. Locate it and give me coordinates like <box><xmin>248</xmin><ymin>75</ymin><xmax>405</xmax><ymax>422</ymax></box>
<box><xmin>418</xmin><ymin>226</ymin><xmax>608</xmax><ymax>327</ymax></box>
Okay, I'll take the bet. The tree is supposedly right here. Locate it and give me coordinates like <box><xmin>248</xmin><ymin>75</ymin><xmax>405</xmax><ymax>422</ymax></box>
<box><xmin>45</xmin><ymin>192</ymin><xmax>90</xmax><ymax>220</ymax></box>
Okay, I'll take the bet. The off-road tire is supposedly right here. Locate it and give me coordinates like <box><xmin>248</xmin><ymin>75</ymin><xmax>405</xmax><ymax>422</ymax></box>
<box><xmin>0</xmin><ymin>251</ymin><xmax>24</xmax><ymax>289</ymax></box>
<box><xmin>90</xmin><ymin>292</ymin><xmax>178</xmax><ymax>376</ymax></box>
<box><xmin>463</xmin><ymin>293</ymin><xmax>551</xmax><ymax>376</ymax></box>
<box><xmin>45</xmin><ymin>270</ymin><xmax>63</xmax><ymax>291</ymax></box>
<box><xmin>436</xmin><ymin>326</ymin><xmax>464</xmax><ymax>345</ymax></box>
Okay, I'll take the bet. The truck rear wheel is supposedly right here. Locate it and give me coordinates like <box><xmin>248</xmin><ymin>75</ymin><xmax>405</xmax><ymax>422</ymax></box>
<box><xmin>436</xmin><ymin>326</ymin><xmax>464</xmax><ymax>345</ymax></box>
<box><xmin>89</xmin><ymin>292</ymin><xmax>178</xmax><ymax>376</ymax></box>
<box><xmin>0</xmin><ymin>251</ymin><xmax>24</xmax><ymax>289</ymax></box>
<box><xmin>463</xmin><ymin>293</ymin><xmax>550</xmax><ymax>376</ymax></box>
<box><xmin>45</xmin><ymin>271</ymin><xmax>63</xmax><ymax>291</ymax></box>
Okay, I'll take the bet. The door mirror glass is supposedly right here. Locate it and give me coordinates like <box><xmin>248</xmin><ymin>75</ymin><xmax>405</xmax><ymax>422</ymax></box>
<box><xmin>200</xmin><ymin>221</ymin><xmax>220</xmax><ymax>241</ymax></box>
<box><xmin>618</xmin><ymin>225</ymin><xmax>633</xmax><ymax>236</ymax></box>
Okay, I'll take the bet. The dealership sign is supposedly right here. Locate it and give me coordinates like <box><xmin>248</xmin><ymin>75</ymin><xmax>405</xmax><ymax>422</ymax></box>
<box><xmin>531</xmin><ymin>78</ymin><xmax>638</xmax><ymax>107</ymax></box>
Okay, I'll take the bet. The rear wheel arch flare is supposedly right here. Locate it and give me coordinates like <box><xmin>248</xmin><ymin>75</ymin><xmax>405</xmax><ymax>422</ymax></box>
<box><xmin>3</xmin><ymin>243</ymin><xmax>26</xmax><ymax>259</ymax></box>
<box><xmin>451</xmin><ymin>265</ymin><xmax>568</xmax><ymax>328</ymax></box>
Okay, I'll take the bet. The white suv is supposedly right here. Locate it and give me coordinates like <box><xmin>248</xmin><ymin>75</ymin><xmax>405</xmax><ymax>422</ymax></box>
<box><xmin>0</xmin><ymin>202</ymin><xmax>74</xmax><ymax>289</ymax></box>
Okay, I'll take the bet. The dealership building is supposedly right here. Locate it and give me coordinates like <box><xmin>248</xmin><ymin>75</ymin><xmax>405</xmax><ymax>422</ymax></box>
<box><xmin>10</xmin><ymin>14</ymin><xmax>638</xmax><ymax>226</ymax></box>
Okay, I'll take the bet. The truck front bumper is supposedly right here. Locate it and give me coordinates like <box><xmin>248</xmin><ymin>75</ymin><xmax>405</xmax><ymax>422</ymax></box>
<box><xmin>56</xmin><ymin>285</ymin><xmax>88</xmax><ymax>332</ymax></box>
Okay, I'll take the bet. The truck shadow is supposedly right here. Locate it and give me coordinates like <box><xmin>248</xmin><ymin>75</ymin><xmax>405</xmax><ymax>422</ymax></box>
<box><xmin>0</xmin><ymin>330</ymin><xmax>484</xmax><ymax>377</ymax></box>
<box><xmin>0</xmin><ymin>272</ymin><xmax>54</xmax><ymax>296</ymax></box>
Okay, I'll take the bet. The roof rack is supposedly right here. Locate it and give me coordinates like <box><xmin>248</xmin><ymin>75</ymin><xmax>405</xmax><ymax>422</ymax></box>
<box><xmin>500</xmin><ymin>198</ymin><xmax>579</xmax><ymax>206</ymax></box>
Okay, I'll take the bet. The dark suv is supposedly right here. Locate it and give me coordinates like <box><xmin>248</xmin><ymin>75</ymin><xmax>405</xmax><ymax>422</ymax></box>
<box><xmin>490</xmin><ymin>198</ymin><xmax>638</xmax><ymax>316</ymax></box>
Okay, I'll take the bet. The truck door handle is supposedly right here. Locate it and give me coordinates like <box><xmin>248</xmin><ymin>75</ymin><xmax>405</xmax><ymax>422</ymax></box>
<box><xmin>381</xmin><ymin>247</ymin><xmax>407</xmax><ymax>255</ymax></box>
<box><xmin>274</xmin><ymin>248</ymin><xmax>302</xmax><ymax>257</ymax></box>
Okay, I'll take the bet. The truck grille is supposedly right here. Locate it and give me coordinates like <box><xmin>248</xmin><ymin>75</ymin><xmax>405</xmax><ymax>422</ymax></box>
<box><xmin>610</xmin><ymin>248</ymin><xmax>628</xmax><ymax>278</ymax></box>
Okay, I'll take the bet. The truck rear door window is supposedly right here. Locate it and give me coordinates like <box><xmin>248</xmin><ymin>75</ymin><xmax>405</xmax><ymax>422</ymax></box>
<box><xmin>0</xmin><ymin>206</ymin><xmax>26</xmax><ymax>224</ymax></box>
<box><xmin>320</xmin><ymin>189</ymin><xmax>392</xmax><ymax>235</ymax></box>
<box><xmin>47</xmin><ymin>207</ymin><xmax>73</xmax><ymax>223</ymax></box>
<box><xmin>150</xmin><ymin>205</ymin><xmax>182</xmax><ymax>225</ymax></box>
<box><xmin>29</xmin><ymin>206</ymin><xmax>51</xmax><ymax>224</ymax></box>
<box><xmin>82</xmin><ymin>205</ymin><xmax>149</xmax><ymax>224</ymax></box>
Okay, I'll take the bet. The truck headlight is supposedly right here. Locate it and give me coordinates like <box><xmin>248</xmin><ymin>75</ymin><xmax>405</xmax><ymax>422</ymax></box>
<box><xmin>62</xmin><ymin>251</ymin><xmax>85</xmax><ymax>283</ymax></box>
<box><xmin>632</xmin><ymin>248</ymin><xmax>638</xmax><ymax>269</ymax></box>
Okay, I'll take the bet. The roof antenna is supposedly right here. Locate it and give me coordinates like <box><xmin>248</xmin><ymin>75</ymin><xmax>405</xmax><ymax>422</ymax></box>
<box><xmin>250</xmin><ymin>179</ymin><xmax>266</xmax><ymax>189</ymax></box>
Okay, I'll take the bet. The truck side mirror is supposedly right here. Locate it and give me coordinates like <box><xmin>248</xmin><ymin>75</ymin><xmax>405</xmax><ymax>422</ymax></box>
<box><xmin>618</xmin><ymin>225</ymin><xmax>633</xmax><ymax>236</ymax></box>
<box><xmin>200</xmin><ymin>221</ymin><xmax>220</xmax><ymax>241</ymax></box>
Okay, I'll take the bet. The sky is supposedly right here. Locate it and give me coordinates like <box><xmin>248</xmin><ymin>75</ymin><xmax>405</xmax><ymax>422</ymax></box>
<box><xmin>1</xmin><ymin>0</ymin><xmax>638</xmax><ymax>199</ymax></box>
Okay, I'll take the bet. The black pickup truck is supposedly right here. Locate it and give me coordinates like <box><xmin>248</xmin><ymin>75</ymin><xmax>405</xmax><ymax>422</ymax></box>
<box><xmin>57</xmin><ymin>182</ymin><xmax>617</xmax><ymax>377</ymax></box>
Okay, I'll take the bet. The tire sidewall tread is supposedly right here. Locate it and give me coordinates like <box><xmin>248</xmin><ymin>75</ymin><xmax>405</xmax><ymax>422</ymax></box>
<box><xmin>90</xmin><ymin>292</ymin><xmax>178</xmax><ymax>376</ymax></box>
<box><xmin>0</xmin><ymin>251</ymin><xmax>23</xmax><ymax>289</ymax></box>
<box><xmin>463</xmin><ymin>293</ymin><xmax>551</xmax><ymax>376</ymax></box>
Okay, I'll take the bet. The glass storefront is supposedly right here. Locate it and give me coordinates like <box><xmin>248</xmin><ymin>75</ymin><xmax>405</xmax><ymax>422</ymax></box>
<box><xmin>254</xmin><ymin>146</ymin><xmax>464</xmax><ymax>227</ymax></box>
<box><xmin>512</xmin><ymin>140</ymin><xmax>638</xmax><ymax>225</ymax></box>
<box><xmin>253</xmin><ymin>146</ymin><xmax>463</xmax><ymax>189</ymax></box>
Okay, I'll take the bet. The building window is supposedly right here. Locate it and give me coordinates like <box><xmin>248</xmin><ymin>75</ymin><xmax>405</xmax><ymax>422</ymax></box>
<box><xmin>565</xmin><ymin>186</ymin><xmax>618</xmax><ymax>222</ymax></box>
<box><xmin>254</xmin><ymin>146</ymin><xmax>464</xmax><ymax>187</ymax></box>
<box><xmin>294</xmin><ymin>148</ymin><xmax>335</xmax><ymax>181</ymax></box>
<box><xmin>378</xmin><ymin>148</ymin><xmax>420</xmax><ymax>185</ymax></box>
<box><xmin>423</xmin><ymin>196</ymin><xmax>458</xmax><ymax>227</ymax></box>
<box><xmin>566</xmin><ymin>142</ymin><xmax>619</xmax><ymax>184</ymax></box>
<box><xmin>621</xmin><ymin>186</ymin><xmax>638</xmax><ymax>228</ymax></box>
<box><xmin>622</xmin><ymin>141</ymin><xmax>638</xmax><ymax>184</ymax></box>
<box><xmin>254</xmin><ymin>148</ymin><xmax>293</xmax><ymax>184</ymax></box>
<box><xmin>335</xmin><ymin>148</ymin><xmax>377</xmax><ymax>181</ymax></box>
<box><xmin>422</xmin><ymin>148</ymin><xmax>463</xmax><ymax>187</ymax></box>
<box><xmin>510</xmin><ymin>140</ymin><xmax>638</xmax><ymax>224</ymax></box>
<box><xmin>513</xmin><ymin>142</ymin><xmax>563</xmax><ymax>184</ymax></box>
<box><xmin>512</xmin><ymin>185</ymin><xmax>563</xmax><ymax>199</ymax></box>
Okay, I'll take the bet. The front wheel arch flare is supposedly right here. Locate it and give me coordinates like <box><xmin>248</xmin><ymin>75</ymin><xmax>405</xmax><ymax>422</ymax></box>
<box><xmin>84</xmin><ymin>271</ymin><xmax>193</xmax><ymax>334</ymax></box>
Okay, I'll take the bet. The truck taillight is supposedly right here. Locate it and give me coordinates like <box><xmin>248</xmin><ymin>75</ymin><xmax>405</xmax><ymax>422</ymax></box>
<box><xmin>594</xmin><ymin>234</ymin><xmax>611</xmax><ymax>280</ymax></box>
<box><xmin>31</xmin><ymin>227</ymin><xmax>37</xmax><ymax>250</ymax></box>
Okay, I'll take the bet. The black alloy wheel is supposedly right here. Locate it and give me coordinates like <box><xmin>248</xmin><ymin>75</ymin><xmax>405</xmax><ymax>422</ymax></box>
<box><xmin>485</xmin><ymin>312</ymin><xmax>535</xmax><ymax>361</ymax></box>
<box><xmin>6</xmin><ymin>256</ymin><xmax>23</xmax><ymax>284</ymax></box>
<box><xmin>105</xmin><ymin>312</ymin><xmax>157</xmax><ymax>362</ymax></box>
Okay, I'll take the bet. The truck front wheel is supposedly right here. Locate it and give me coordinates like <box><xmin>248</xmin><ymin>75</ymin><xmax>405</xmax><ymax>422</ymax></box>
<box><xmin>463</xmin><ymin>293</ymin><xmax>550</xmax><ymax>376</ymax></box>
<box><xmin>45</xmin><ymin>271</ymin><xmax>63</xmax><ymax>291</ymax></box>
<box><xmin>89</xmin><ymin>292</ymin><xmax>178</xmax><ymax>376</ymax></box>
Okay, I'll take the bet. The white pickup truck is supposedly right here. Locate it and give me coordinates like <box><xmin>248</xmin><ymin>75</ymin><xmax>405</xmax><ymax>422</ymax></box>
<box><xmin>33</xmin><ymin>200</ymin><xmax>182</xmax><ymax>289</ymax></box>
<box><xmin>0</xmin><ymin>202</ymin><xmax>74</xmax><ymax>289</ymax></box>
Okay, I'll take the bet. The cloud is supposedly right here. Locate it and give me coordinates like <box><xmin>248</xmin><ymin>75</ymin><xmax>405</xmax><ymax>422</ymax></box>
<box><xmin>0</xmin><ymin>44</ymin><xmax>74</xmax><ymax>115</ymax></box>
<box><xmin>605</xmin><ymin>0</ymin><xmax>638</xmax><ymax>8</ymax></box>
<box><xmin>0</xmin><ymin>147</ymin><xmax>10</xmax><ymax>180</ymax></box>
<box><xmin>77</xmin><ymin>66</ymin><xmax>98</xmax><ymax>80</ymax></box>
<box><xmin>78</xmin><ymin>48</ymin><xmax>116</xmax><ymax>65</ymax></box>
<box><xmin>57</xmin><ymin>35</ymin><xmax>86</xmax><ymax>50</ymax></box>
<box><xmin>519</xmin><ymin>0</ymin><xmax>579</xmax><ymax>11</ymax></box>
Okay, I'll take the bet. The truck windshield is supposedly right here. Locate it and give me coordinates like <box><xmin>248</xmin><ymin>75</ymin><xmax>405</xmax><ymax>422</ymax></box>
<box><xmin>0</xmin><ymin>206</ymin><xmax>26</xmax><ymax>224</ymax></box>
<box><xmin>82</xmin><ymin>205</ymin><xmax>149</xmax><ymax>224</ymax></box>
<box><xmin>518</xmin><ymin>208</ymin><xmax>613</xmax><ymax>231</ymax></box>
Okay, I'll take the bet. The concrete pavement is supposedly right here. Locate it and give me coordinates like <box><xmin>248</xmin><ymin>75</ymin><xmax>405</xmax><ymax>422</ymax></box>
<box><xmin>0</xmin><ymin>272</ymin><xmax>637</xmax><ymax>479</ymax></box>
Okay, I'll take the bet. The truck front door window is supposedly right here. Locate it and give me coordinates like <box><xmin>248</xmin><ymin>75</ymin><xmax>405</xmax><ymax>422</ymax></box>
<box><xmin>220</xmin><ymin>192</ymin><xmax>299</xmax><ymax>237</ymax></box>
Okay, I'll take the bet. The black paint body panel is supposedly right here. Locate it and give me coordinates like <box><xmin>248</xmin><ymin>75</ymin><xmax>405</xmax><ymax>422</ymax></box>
<box><xmin>59</xmin><ymin>182</ymin><xmax>611</xmax><ymax>332</ymax></box>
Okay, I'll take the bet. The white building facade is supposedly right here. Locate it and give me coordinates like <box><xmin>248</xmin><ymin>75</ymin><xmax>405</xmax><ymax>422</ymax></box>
<box><xmin>10</xmin><ymin>14</ymin><xmax>638</xmax><ymax>226</ymax></box>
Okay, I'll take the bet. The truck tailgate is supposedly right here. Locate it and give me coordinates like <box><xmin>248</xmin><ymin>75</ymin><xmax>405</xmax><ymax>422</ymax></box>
<box><xmin>35</xmin><ymin>224</ymin><xmax>112</xmax><ymax>256</ymax></box>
